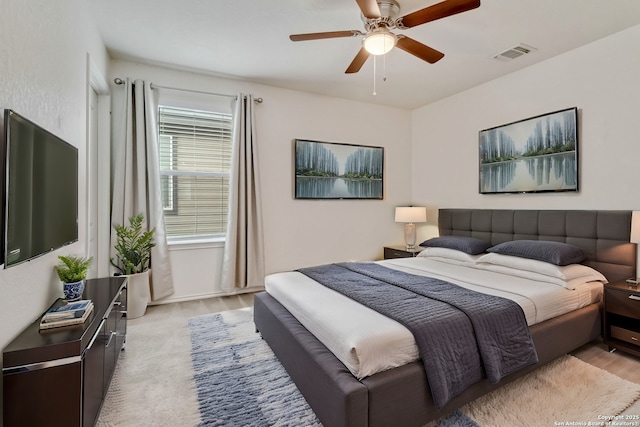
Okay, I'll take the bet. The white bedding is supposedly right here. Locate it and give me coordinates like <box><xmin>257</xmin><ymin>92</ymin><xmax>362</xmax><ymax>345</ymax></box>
<box><xmin>264</xmin><ymin>256</ymin><xmax>604</xmax><ymax>379</ymax></box>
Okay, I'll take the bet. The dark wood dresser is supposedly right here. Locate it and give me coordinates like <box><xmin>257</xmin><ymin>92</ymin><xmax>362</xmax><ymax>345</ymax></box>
<box><xmin>3</xmin><ymin>276</ymin><xmax>127</xmax><ymax>427</ymax></box>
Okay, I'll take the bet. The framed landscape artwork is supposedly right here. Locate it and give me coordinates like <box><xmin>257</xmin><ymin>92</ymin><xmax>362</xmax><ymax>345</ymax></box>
<box><xmin>479</xmin><ymin>107</ymin><xmax>579</xmax><ymax>194</ymax></box>
<box><xmin>294</xmin><ymin>139</ymin><xmax>384</xmax><ymax>199</ymax></box>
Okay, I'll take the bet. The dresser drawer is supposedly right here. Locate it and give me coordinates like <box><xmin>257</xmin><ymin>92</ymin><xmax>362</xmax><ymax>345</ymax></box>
<box><xmin>611</xmin><ymin>325</ymin><xmax>640</xmax><ymax>346</ymax></box>
<box><xmin>606</xmin><ymin>288</ymin><xmax>640</xmax><ymax>319</ymax></box>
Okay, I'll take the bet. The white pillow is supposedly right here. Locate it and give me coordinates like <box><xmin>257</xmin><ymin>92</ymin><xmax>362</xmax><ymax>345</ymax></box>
<box><xmin>475</xmin><ymin>252</ymin><xmax>608</xmax><ymax>290</ymax></box>
<box><xmin>417</xmin><ymin>247</ymin><xmax>481</xmax><ymax>265</ymax></box>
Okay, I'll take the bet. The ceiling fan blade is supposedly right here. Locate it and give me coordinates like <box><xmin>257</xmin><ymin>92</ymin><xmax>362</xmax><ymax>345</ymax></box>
<box><xmin>399</xmin><ymin>0</ymin><xmax>480</xmax><ymax>28</ymax></box>
<box><xmin>345</xmin><ymin>48</ymin><xmax>370</xmax><ymax>74</ymax></box>
<box><xmin>396</xmin><ymin>36</ymin><xmax>444</xmax><ymax>64</ymax></box>
<box><xmin>290</xmin><ymin>30</ymin><xmax>362</xmax><ymax>42</ymax></box>
<box><xmin>355</xmin><ymin>0</ymin><xmax>381</xmax><ymax>19</ymax></box>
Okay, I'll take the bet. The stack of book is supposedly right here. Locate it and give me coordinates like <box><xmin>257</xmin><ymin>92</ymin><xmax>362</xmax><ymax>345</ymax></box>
<box><xmin>39</xmin><ymin>299</ymin><xmax>94</xmax><ymax>330</ymax></box>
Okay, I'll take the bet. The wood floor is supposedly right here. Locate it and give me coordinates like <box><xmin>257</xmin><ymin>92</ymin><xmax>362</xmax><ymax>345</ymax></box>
<box><xmin>133</xmin><ymin>292</ymin><xmax>255</xmax><ymax>325</ymax></box>
<box><xmin>572</xmin><ymin>339</ymin><xmax>640</xmax><ymax>384</ymax></box>
<box><xmin>138</xmin><ymin>292</ymin><xmax>640</xmax><ymax>385</ymax></box>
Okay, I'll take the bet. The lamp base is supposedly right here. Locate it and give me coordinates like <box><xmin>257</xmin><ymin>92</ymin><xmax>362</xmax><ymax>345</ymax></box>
<box><xmin>404</xmin><ymin>223</ymin><xmax>416</xmax><ymax>251</ymax></box>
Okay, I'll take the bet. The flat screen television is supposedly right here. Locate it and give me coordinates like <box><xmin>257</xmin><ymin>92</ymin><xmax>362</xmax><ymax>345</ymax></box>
<box><xmin>1</xmin><ymin>109</ymin><xmax>78</xmax><ymax>268</ymax></box>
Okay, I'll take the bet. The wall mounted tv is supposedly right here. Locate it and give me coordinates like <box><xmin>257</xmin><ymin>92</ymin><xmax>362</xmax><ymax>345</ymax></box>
<box><xmin>1</xmin><ymin>109</ymin><xmax>78</xmax><ymax>268</ymax></box>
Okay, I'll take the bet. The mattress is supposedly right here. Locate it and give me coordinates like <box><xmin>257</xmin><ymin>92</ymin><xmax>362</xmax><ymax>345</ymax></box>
<box><xmin>264</xmin><ymin>255</ymin><xmax>604</xmax><ymax>379</ymax></box>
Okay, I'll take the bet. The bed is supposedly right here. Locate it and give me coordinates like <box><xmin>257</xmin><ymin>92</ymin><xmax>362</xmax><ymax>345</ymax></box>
<box><xmin>254</xmin><ymin>209</ymin><xmax>636</xmax><ymax>427</ymax></box>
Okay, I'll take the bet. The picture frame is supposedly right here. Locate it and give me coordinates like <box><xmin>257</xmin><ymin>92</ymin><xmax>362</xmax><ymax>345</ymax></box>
<box><xmin>479</xmin><ymin>107</ymin><xmax>579</xmax><ymax>194</ymax></box>
<box><xmin>294</xmin><ymin>139</ymin><xmax>384</xmax><ymax>199</ymax></box>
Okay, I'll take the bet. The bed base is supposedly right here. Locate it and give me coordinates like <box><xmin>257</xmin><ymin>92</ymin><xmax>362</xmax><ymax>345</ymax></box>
<box><xmin>254</xmin><ymin>291</ymin><xmax>601</xmax><ymax>427</ymax></box>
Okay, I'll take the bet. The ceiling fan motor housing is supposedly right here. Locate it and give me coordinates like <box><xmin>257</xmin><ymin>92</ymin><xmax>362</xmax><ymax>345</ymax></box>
<box><xmin>362</xmin><ymin>0</ymin><xmax>401</xmax><ymax>31</ymax></box>
<box><xmin>378</xmin><ymin>0</ymin><xmax>400</xmax><ymax>19</ymax></box>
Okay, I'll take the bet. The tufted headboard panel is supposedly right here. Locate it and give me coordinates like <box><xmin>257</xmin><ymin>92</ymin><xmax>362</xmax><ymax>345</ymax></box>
<box><xmin>438</xmin><ymin>209</ymin><xmax>636</xmax><ymax>282</ymax></box>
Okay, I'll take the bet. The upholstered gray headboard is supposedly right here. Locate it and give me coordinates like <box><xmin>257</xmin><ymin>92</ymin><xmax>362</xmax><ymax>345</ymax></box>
<box><xmin>438</xmin><ymin>209</ymin><xmax>636</xmax><ymax>282</ymax></box>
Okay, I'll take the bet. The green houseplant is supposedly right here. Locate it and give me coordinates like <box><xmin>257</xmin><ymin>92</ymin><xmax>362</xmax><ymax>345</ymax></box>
<box><xmin>110</xmin><ymin>213</ymin><xmax>156</xmax><ymax>275</ymax></box>
<box><xmin>110</xmin><ymin>213</ymin><xmax>156</xmax><ymax>318</ymax></box>
<box><xmin>54</xmin><ymin>255</ymin><xmax>93</xmax><ymax>301</ymax></box>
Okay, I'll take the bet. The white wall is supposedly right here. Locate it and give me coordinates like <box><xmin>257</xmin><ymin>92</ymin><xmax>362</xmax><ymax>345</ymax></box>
<box><xmin>410</xmin><ymin>24</ymin><xmax>640</xmax><ymax>244</ymax></box>
<box><xmin>0</xmin><ymin>0</ymin><xmax>109</xmax><ymax>406</ymax></box>
<box><xmin>110</xmin><ymin>60</ymin><xmax>413</xmax><ymax>302</ymax></box>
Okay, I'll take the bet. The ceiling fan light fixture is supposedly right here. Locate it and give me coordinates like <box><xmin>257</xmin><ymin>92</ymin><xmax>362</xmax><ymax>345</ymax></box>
<box><xmin>363</xmin><ymin>29</ymin><xmax>397</xmax><ymax>55</ymax></box>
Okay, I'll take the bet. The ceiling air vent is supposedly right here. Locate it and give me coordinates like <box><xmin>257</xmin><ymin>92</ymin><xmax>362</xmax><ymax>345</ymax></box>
<box><xmin>493</xmin><ymin>44</ymin><xmax>537</xmax><ymax>62</ymax></box>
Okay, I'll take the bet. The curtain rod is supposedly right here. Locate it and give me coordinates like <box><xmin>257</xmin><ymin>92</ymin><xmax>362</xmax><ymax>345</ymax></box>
<box><xmin>113</xmin><ymin>78</ymin><xmax>263</xmax><ymax>103</ymax></box>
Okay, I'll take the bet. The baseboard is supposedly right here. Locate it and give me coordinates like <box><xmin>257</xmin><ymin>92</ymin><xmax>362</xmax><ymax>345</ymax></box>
<box><xmin>149</xmin><ymin>286</ymin><xmax>264</xmax><ymax>305</ymax></box>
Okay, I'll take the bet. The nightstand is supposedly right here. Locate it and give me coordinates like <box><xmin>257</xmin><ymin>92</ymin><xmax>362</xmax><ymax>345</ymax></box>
<box><xmin>384</xmin><ymin>246</ymin><xmax>422</xmax><ymax>259</ymax></box>
<box><xmin>603</xmin><ymin>280</ymin><xmax>640</xmax><ymax>357</ymax></box>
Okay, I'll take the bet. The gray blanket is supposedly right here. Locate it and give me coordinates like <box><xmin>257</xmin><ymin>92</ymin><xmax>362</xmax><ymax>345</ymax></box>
<box><xmin>297</xmin><ymin>262</ymin><xmax>538</xmax><ymax>409</ymax></box>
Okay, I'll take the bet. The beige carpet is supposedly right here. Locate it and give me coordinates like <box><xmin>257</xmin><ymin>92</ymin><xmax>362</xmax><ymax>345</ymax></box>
<box><xmin>96</xmin><ymin>309</ymin><xmax>202</xmax><ymax>427</ymax></box>
<box><xmin>456</xmin><ymin>355</ymin><xmax>640</xmax><ymax>426</ymax></box>
<box><xmin>98</xmin><ymin>307</ymin><xmax>640</xmax><ymax>427</ymax></box>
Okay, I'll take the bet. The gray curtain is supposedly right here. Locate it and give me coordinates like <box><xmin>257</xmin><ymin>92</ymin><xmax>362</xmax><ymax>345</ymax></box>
<box><xmin>111</xmin><ymin>79</ymin><xmax>174</xmax><ymax>300</ymax></box>
<box><xmin>221</xmin><ymin>94</ymin><xmax>265</xmax><ymax>292</ymax></box>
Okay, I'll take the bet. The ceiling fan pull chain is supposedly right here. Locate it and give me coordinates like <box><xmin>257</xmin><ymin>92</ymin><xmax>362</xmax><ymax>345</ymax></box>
<box><xmin>383</xmin><ymin>51</ymin><xmax>387</xmax><ymax>82</ymax></box>
<box><xmin>373</xmin><ymin>55</ymin><xmax>377</xmax><ymax>96</ymax></box>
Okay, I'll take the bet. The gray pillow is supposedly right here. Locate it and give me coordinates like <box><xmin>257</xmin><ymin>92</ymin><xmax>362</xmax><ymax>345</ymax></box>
<box><xmin>419</xmin><ymin>236</ymin><xmax>491</xmax><ymax>255</ymax></box>
<box><xmin>487</xmin><ymin>240</ymin><xmax>586</xmax><ymax>266</ymax></box>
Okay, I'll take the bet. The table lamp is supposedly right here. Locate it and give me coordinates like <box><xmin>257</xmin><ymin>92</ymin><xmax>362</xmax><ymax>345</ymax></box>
<box><xmin>395</xmin><ymin>207</ymin><xmax>427</xmax><ymax>250</ymax></box>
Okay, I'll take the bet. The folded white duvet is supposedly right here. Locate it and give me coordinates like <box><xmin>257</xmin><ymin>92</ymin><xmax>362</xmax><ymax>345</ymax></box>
<box><xmin>264</xmin><ymin>256</ymin><xmax>603</xmax><ymax>379</ymax></box>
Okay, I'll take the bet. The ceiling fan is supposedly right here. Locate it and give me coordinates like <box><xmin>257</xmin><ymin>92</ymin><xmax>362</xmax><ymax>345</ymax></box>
<box><xmin>289</xmin><ymin>0</ymin><xmax>481</xmax><ymax>74</ymax></box>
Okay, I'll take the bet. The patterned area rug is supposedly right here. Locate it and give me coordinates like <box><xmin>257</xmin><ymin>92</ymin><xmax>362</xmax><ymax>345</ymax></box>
<box><xmin>189</xmin><ymin>308</ymin><xmax>320</xmax><ymax>426</ymax></box>
<box><xmin>189</xmin><ymin>308</ymin><xmax>640</xmax><ymax>427</ymax></box>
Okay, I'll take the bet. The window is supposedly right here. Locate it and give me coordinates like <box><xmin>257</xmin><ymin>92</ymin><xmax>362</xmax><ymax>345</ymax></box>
<box><xmin>158</xmin><ymin>106</ymin><xmax>233</xmax><ymax>240</ymax></box>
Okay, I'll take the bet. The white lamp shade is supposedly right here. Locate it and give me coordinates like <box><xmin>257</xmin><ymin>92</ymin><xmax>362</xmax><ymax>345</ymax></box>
<box><xmin>631</xmin><ymin>211</ymin><xmax>640</xmax><ymax>244</ymax></box>
<box><xmin>395</xmin><ymin>207</ymin><xmax>427</xmax><ymax>223</ymax></box>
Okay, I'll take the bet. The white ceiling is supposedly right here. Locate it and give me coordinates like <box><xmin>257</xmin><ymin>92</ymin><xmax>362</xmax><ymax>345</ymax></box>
<box><xmin>89</xmin><ymin>0</ymin><xmax>640</xmax><ymax>110</ymax></box>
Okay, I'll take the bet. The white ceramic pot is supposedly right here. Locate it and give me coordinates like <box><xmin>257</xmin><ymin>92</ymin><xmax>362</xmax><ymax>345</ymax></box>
<box><xmin>126</xmin><ymin>270</ymin><xmax>150</xmax><ymax>319</ymax></box>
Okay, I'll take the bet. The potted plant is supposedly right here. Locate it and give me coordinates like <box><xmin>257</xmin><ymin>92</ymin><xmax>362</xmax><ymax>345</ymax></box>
<box><xmin>110</xmin><ymin>213</ymin><xmax>156</xmax><ymax>319</ymax></box>
<box><xmin>54</xmin><ymin>255</ymin><xmax>93</xmax><ymax>301</ymax></box>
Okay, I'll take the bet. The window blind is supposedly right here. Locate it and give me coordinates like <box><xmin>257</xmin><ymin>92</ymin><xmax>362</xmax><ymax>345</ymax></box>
<box><xmin>158</xmin><ymin>106</ymin><xmax>233</xmax><ymax>239</ymax></box>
